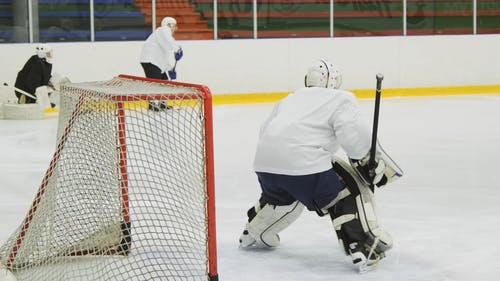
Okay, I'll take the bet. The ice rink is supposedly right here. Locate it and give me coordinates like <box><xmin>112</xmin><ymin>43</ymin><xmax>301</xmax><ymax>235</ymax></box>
<box><xmin>1</xmin><ymin>94</ymin><xmax>500</xmax><ymax>281</ymax></box>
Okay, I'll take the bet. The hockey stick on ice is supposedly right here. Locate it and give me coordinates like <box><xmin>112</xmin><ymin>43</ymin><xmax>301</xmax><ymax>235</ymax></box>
<box><xmin>3</xmin><ymin>82</ymin><xmax>54</xmax><ymax>111</ymax></box>
<box><xmin>368</xmin><ymin>74</ymin><xmax>383</xmax><ymax>191</ymax></box>
<box><xmin>172</xmin><ymin>59</ymin><xmax>178</xmax><ymax>72</ymax></box>
<box><xmin>165</xmin><ymin>60</ymin><xmax>178</xmax><ymax>81</ymax></box>
<box><xmin>3</xmin><ymin>82</ymin><xmax>37</xmax><ymax>100</ymax></box>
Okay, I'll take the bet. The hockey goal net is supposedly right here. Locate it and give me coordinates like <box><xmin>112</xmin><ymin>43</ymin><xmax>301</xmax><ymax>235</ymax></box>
<box><xmin>0</xmin><ymin>75</ymin><xmax>218</xmax><ymax>281</ymax></box>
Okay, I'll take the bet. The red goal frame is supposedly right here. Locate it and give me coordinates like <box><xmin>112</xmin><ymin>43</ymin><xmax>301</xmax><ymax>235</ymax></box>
<box><xmin>5</xmin><ymin>74</ymin><xmax>218</xmax><ymax>281</ymax></box>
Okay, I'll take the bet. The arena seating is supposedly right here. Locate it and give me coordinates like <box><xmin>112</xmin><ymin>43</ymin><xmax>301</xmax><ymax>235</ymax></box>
<box><xmin>192</xmin><ymin>0</ymin><xmax>500</xmax><ymax>38</ymax></box>
<box><xmin>0</xmin><ymin>0</ymin><xmax>211</xmax><ymax>41</ymax></box>
<box><xmin>134</xmin><ymin>0</ymin><xmax>213</xmax><ymax>40</ymax></box>
<box><xmin>0</xmin><ymin>0</ymin><xmax>499</xmax><ymax>42</ymax></box>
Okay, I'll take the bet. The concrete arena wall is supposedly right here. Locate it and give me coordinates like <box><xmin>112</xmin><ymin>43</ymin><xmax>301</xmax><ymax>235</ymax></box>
<box><xmin>0</xmin><ymin>34</ymin><xmax>499</xmax><ymax>96</ymax></box>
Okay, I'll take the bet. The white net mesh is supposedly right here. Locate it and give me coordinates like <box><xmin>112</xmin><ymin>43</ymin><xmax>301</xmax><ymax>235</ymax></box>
<box><xmin>0</xmin><ymin>76</ymin><xmax>217</xmax><ymax>281</ymax></box>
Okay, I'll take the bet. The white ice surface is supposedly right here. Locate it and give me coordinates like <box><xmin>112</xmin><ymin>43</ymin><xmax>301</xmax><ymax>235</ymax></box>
<box><xmin>1</xmin><ymin>95</ymin><xmax>500</xmax><ymax>281</ymax></box>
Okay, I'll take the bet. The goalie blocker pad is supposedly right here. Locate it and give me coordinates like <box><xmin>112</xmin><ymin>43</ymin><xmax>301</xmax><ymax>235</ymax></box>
<box><xmin>330</xmin><ymin>157</ymin><xmax>393</xmax><ymax>271</ymax></box>
<box><xmin>350</xmin><ymin>141</ymin><xmax>403</xmax><ymax>188</ymax></box>
<box><xmin>239</xmin><ymin>200</ymin><xmax>304</xmax><ymax>248</ymax></box>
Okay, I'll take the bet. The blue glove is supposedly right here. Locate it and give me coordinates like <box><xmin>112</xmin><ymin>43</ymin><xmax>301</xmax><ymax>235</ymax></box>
<box><xmin>168</xmin><ymin>70</ymin><xmax>177</xmax><ymax>80</ymax></box>
<box><xmin>175</xmin><ymin>48</ymin><xmax>183</xmax><ymax>61</ymax></box>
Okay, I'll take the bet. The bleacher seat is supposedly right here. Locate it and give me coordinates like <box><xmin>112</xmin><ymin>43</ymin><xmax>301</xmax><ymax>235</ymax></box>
<box><xmin>1</xmin><ymin>0</ymin><xmax>499</xmax><ymax>41</ymax></box>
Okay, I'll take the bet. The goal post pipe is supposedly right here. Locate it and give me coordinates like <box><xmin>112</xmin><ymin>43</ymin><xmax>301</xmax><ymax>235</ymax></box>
<box><xmin>369</xmin><ymin>73</ymin><xmax>383</xmax><ymax>190</ymax></box>
<box><xmin>118</xmin><ymin>74</ymin><xmax>219</xmax><ymax>279</ymax></box>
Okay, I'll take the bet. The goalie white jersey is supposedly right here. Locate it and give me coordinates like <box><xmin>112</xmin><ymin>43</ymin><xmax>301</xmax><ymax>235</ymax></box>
<box><xmin>253</xmin><ymin>87</ymin><xmax>372</xmax><ymax>176</ymax></box>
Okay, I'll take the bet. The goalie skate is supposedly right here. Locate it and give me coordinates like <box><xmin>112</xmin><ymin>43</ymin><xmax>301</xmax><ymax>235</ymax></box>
<box><xmin>148</xmin><ymin>101</ymin><xmax>173</xmax><ymax>111</ymax></box>
<box><xmin>347</xmin><ymin>241</ymin><xmax>384</xmax><ymax>273</ymax></box>
<box><xmin>239</xmin><ymin>200</ymin><xmax>304</xmax><ymax>248</ymax></box>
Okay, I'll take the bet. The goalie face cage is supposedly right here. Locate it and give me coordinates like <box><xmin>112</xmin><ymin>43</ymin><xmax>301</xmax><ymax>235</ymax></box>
<box><xmin>0</xmin><ymin>75</ymin><xmax>218</xmax><ymax>281</ymax></box>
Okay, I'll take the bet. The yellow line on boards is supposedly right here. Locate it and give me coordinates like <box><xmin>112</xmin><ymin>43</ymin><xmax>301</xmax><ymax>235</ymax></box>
<box><xmin>212</xmin><ymin>93</ymin><xmax>289</xmax><ymax>105</ymax></box>
<box><xmin>42</xmin><ymin>84</ymin><xmax>500</xmax><ymax>113</ymax></box>
<box><xmin>351</xmin><ymin>84</ymin><xmax>500</xmax><ymax>99</ymax></box>
<box><xmin>212</xmin><ymin>85</ymin><xmax>500</xmax><ymax>105</ymax></box>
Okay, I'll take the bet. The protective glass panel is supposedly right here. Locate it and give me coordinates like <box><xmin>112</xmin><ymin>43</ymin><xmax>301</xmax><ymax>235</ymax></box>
<box><xmin>0</xmin><ymin>1</ymin><xmax>30</xmax><ymax>43</ymax></box>
<box><xmin>477</xmin><ymin>0</ymin><xmax>500</xmax><ymax>34</ymax></box>
<box><xmin>36</xmin><ymin>0</ymin><xmax>91</xmax><ymax>42</ymax></box>
<box><xmin>214</xmin><ymin>0</ymin><xmax>253</xmax><ymax>39</ymax></box>
<box><xmin>94</xmin><ymin>0</ymin><xmax>150</xmax><ymax>41</ymax></box>
<box><xmin>171</xmin><ymin>0</ymin><xmax>213</xmax><ymax>40</ymax></box>
<box><xmin>333</xmin><ymin>0</ymin><xmax>403</xmax><ymax>37</ymax></box>
<box><xmin>257</xmin><ymin>0</ymin><xmax>330</xmax><ymax>38</ymax></box>
<box><xmin>407</xmin><ymin>0</ymin><xmax>473</xmax><ymax>35</ymax></box>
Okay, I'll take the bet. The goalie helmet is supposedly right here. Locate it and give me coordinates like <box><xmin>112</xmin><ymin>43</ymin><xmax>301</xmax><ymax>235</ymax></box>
<box><xmin>305</xmin><ymin>59</ymin><xmax>342</xmax><ymax>89</ymax></box>
<box><xmin>35</xmin><ymin>43</ymin><xmax>52</xmax><ymax>60</ymax></box>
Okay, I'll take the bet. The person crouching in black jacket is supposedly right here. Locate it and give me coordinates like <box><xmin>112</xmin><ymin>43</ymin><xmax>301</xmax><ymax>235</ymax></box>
<box><xmin>15</xmin><ymin>44</ymin><xmax>53</xmax><ymax>104</ymax></box>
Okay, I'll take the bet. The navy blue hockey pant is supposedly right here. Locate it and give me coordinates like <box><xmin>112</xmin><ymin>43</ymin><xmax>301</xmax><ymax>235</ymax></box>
<box><xmin>256</xmin><ymin>168</ymin><xmax>345</xmax><ymax>212</ymax></box>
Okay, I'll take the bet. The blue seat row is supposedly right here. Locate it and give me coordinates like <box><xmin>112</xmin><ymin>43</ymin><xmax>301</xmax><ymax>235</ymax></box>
<box><xmin>0</xmin><ymin>11</ymin><xmax>143</xmax><ymax>18</ymax></box>
<box><xmin>0</xmin><ymin>29</ymin><xmax>150</xmax><ymax>40</ymax></box>
<box><xmin>41</xmin><ymin>11</ymin><xmax>143</xmax><ymax>17</ymax></box>
<box><xmin>0</xmin><ymin>0</ymin><xmax>134</xmax><ymax>4</ymax></box>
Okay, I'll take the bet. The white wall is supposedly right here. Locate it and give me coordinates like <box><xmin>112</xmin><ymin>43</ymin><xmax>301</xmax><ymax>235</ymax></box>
<box><xmin>1</xmin><ymin>34</ymin><xmax>499</xmax><ymax>94</ymax></box>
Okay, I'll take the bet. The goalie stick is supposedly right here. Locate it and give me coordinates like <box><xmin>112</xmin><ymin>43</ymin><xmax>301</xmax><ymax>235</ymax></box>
<box><xmin>3</xmin><ymin>82</ymin><xmax>37</xmax><ymax>100</ymax></box>
<box><xmin>368</xmin><ymin>74</ymin><xmax>383</xmax><ymax>191</ymax></box>
<box><xmin>2</xmin><ymin>82</ymin><xmax>54</xmax><ymax>111</ymax></box>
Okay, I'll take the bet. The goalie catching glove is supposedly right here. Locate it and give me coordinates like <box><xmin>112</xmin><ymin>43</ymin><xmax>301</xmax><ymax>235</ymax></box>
<box><xmin>349</xmin><ymin>141</ymin><xmax>403</xmax><ymax>188</ymax></box>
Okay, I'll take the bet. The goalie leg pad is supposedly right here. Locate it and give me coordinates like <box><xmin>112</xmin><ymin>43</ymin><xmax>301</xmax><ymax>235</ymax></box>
<box><xmin>35</xmin><ymin>86</ymin><xmax>51</xmax><ymax>110</ymax></box>
<box><xmin>330</xmin><ymin>158</ymin><xmax>393</xmax><ymax>271</ymax></box>
<box><xmin>239</xmin><ymin>200</ymin><xmax>304</xmax><ymax>248</ymax></box>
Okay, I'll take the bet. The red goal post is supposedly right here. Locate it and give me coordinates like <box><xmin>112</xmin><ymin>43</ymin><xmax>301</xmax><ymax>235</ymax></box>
<box><xmin>0</xmin><ymin>75</ymin><xmax>218</xmax><ymax>281</ymax></box>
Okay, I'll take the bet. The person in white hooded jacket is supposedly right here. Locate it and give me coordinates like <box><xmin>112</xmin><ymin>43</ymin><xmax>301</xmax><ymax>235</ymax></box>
<box><xmin>239</xmin><ymin>59</ymin><xmax>402</xmax><ymax>273</ymax></box>
<box><xmin>140</xmin><ymin>17</ymin><xmax>183</xmax><ymax>110</ymax></box>
<box><xmin>140</xmin><ymin>16</ymin><xmax>183</xmax><ymax>81</ymax></box>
